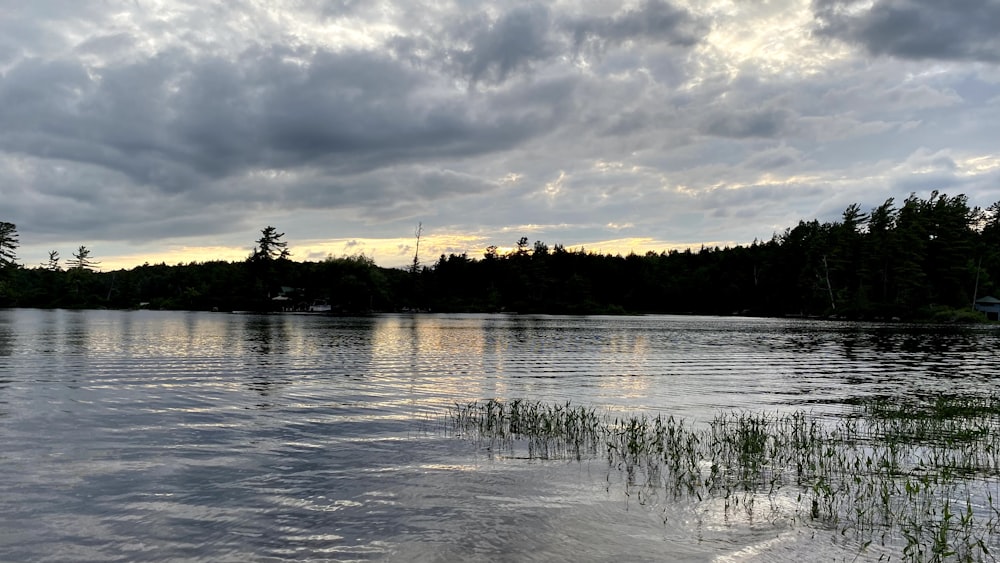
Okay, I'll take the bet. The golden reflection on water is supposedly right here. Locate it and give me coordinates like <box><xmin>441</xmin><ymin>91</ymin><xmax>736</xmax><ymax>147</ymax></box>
<box><xmin>595</xmin><ymin>330</ymin><xmax>653</xmax><ymax>400</ymax></box>
<box><xmin>369</xmin><ymin>315</ymin><xmax>512</xmax><ymax>406</ymax></box>
<box><xmin>6</xmin><ymin>310</ymin><xmax>1000</xmax><ymax>562</ymax></box>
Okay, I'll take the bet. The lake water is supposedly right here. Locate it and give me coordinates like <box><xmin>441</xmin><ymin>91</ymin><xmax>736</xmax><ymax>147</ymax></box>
<box><xmin>1</xmin><ymin>309</ymin><xmax>998</xmax><ymax>562</ymax></box>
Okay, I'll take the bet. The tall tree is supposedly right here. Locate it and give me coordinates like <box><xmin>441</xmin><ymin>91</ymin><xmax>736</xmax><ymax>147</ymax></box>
<box><xmin>249</xmin><ymin>226</ymin><xmax>290</xmax><ymax>262</ymax></box>
<box><xmin>827</xmin><ymin>203</ymin><xmax>869</xmax><ymax>312</ymax></box>
<box><xmin>865</xmin><ymin>198</ymin><xmax>897</xmax><ymax>308</ymax></box>
<box><xmin>0</xmin><ymin>221</ymin><xmax>19</xmax><ymax>268</ymax></box>
<box><xmin>978</xmin><ymin>200</ymin><xmax>1000</xmax><ymax>299</ymax></box>
<box><xmin>411</xmin><ymin>222</ymin><xmax>423</xmax><ymax>274</ymax></box>
<box><xmin>515</xmin><ymin>236</ymin><xmax>530</xmax><ymax>256</ymax></box>
<box><xmin>922</xmin><ymin>192</ymin><xmax>978</xmax><ymax>306</ymax></box>
<box><xmin>67</xmin><ymin>245</ymin><xmax>100</xmax><ymax>271</ymax></box>
<box><xmin>247</xmin><ymin>226</ymin><xmax>290</xmax><ymax>305</ymax></box>
<box><xmin>43</xmin><ymin>250</ymin><xmax>61</xmax><ymax>271</ymax></box>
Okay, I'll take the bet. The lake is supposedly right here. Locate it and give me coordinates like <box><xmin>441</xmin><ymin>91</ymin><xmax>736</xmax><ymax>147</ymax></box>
<box><xmin>1</xmin><ymin>309</ymin><xmax>998</xmax><ymax>562</ymax></box>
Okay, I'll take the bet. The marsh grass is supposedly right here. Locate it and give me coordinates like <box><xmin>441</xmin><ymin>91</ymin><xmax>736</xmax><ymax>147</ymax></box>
<box><xmin>449</xmin><ymin>396</ymin><xmax>1000</xmax><ymax>562</ymax></box>
<box><xmin>450</xmin><ymin>398</ymin><xmax>603</xmax><ymax>460</ymax></box>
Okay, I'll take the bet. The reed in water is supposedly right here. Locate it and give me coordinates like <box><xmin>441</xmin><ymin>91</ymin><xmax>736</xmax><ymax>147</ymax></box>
<box><xmin>450</xmin><ymin>396</ymin><xmax>1000</xmax><ymax>562</ymax></box>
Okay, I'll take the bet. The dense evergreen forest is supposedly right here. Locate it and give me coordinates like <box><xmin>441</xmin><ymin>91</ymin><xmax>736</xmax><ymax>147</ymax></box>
<box><xmin>3</xmin><ymin>191</ymin><xmax>1000</xmax><ymax>321</ymax></box>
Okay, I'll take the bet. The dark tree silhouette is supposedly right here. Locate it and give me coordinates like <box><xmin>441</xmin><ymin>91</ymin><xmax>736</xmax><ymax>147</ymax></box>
<box><xmin>246</xmin><ymin>226</ymin><xmax>291</xmax><ymax>306</ymax></box>
<box><xmin>67</xmin><ymin>245</ymin><xmax>100</xmax><ymax>271</ymax></box>
<box><xmin>0</xmin><ymin>221</ymin><xmax>18</xmax><ymax>268</ymax></box>
<box><xmin>43</xmin><ymin>250</ymin><xmax>61</xmax><ymax>271</ymax></box>
<box><xmin>0</xmin><ymin>191</ymin><xmax>996</xmax><ymax>319</ymax></box>
<box><xmin>249</xmin><ymin>226</ymin><xmax>290</xmax><ymax>262</ymax></box>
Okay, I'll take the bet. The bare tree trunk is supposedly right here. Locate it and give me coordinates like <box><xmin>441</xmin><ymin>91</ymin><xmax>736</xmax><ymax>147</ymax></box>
<box><xmin>822</xmin><ymin>255</ymin><xmax>836</xmax><ymax>310</ymax></box>
<box><xmin>972</xmin><ymin>255</ymin><xmax>982</xmax><ymax>309</ymax></box>
<box><xmin>411</xmin><ymin>222</ymin><xmax>422</xmax><ymax>274</ymax></box>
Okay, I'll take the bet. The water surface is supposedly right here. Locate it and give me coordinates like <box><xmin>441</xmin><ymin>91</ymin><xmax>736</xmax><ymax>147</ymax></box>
<box><xmin>1</xmin><ymin>309</ymin><xmax>997</xmax><ymax>561</ymax></box>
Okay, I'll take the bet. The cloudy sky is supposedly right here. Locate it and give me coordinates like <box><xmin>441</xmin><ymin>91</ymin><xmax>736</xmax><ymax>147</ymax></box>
<box><xmin>2</xmin><ymin>0</ymin><xmax>1000</xmax><ymax>270</ymax></box>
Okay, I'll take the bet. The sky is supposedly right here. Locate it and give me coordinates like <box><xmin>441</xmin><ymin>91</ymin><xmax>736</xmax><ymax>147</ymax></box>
<box><xmin>2</xmin><ymin>0</ymin><xmax>1000</xmax><ymax>271</ymax></box>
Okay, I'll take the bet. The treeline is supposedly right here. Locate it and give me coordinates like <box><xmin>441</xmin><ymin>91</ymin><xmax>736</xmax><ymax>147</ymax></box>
<box><xmin>0</xmin><ymin>250</ymin><xmax>399</xmax><ymax>314</ymax></box>
<box><xmin>431</xmin><ymin>190</ymin><xmax>1000</xmax><ymax>319</ymax></box>
<box><xmin>2</xmin><ymin>191</ymin><xmax>999</xmax><ymax>320</ymax></box>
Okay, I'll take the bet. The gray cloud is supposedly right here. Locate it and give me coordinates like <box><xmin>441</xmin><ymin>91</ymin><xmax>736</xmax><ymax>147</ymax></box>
<box><xmin>813</xmin><ymin>0</ymin><xmax>1000</xmax><ymax>62</ymax></box>
<box><xmin>451</xmin><ymin>5</ymin><xmax>558</xmax><ymax>84</ymax></box>
<box><xmin>0</xmin><ymin>44</ymin><xmax>568</xmax><ymax>198</ymax></box>
<box><xmin>703</xmin><ymin>107</ymin><xmax>794</xmax><ymax>139</ymax></box>
<box><xmin>569</xmin><ymin>0</ymin><xmax>708</xmax><ymax>52</ymax></box>
<box><xmin>0</xmin><ymin>2</ymin><xmax>98</xmax><ymax>59</ymax></box>
<box><xmin>395</xmin><ymin>1</ymin><xmax>706</xmax><ymax>85</ymax></box>
<box><xmin>1</xmin><ymin>0</ymin><xmax>999</xmax><ymax>267</ymax></box>
<box><xmin>75</xmin><ymin>33</ymin><xmax>139</xmax><ymax>58</ymax></box>
<box><xmin>742</xmin><ymin>146</ymin><xmax>807</xmax><ymax>171</ymax></box>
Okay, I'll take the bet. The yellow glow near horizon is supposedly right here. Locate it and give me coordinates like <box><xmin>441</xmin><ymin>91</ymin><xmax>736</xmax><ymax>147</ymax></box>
<box><xmin>565</xmin><ymin>237</ymin><xmax>740</xmax><ymax>256</ymax></box>
<box><xmin>96</xmin><ymin>246</ymin><xmax>254</xmax><ymax>271</ymax></box>
<box><xmin>94</xmin><ymin>234</ymin><xmax>495</xmax><ymax>271</ymax></box>
<box><xmin>90</xmin><ymin>235</ymin><xmax>737</xmax><ymax>272</ymax></box>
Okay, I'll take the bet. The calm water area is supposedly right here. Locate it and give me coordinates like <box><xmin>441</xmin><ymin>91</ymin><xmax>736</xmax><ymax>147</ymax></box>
<box><xmin>1</xmin><ymin>309</ymin><xmax>998</xmax><ymax>562</ymax></box>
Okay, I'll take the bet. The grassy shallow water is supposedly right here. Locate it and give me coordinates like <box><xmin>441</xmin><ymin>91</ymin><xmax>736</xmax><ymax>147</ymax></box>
<box><xmin>450</xmin><ymin>396</ymin><xmax>1000</xmax><ymax>562</ymax></box>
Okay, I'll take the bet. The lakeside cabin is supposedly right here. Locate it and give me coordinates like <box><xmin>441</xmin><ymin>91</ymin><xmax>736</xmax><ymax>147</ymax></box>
<box><xmin>974</xmin><ymin>296</ymin><xmax>1000</xmax><ymax>320</ymax></box>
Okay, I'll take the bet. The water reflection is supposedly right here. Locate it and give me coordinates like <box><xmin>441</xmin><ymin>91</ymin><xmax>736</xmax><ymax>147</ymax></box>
<box><xmin>4</xmin><ymin>310</ymin><xmax>1000</xmax><ymax>562</ymax></box>
<box><xmin>0</xmin><ymin>310</ymin><xmax>12</xmax><ymax>357</ymax></box>
<box><xmin>240</xmin><ymin>315</ymin><xmax>291</xmax><ymax>404</ymax></box>
<box><xmin>244</xmin><ymin>315</ymin><xmax>288</xmax><ymax>356</ymax></box>
<box><xmin>63</xmin><ymin>309</ymin><xmax>90</xmax><ymax>355</ymax></box>
<box><xmin>0</xmin><ymin>310</ymin><xmax>11</xmax><ymax>417</ymax></box>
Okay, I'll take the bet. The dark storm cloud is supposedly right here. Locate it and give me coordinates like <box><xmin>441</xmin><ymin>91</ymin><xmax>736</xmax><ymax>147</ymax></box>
<box><xmin>283</xmin><ymin>166</ymin><xmax>499</xmax><ymax>214</ymax></box>
<box><xmin>813</xmin><ymin>0</ymin><xmax>1000</xmax><ymax>62</ymax></box>
<box><xmin>0</xmin><ymin>51</ymin><xmax>206</xmax><ymax>193</ymax></box>
<box><xmin>413</xmin><ymin>1</ymin><xmax>706</xmax><ymax>85</ymax></box>
<box><xmin>742</xmin><ymin>146</ymin><xmax>806</xmax><ymax>171</ymax></box>
<box><xmin>569</xmin><ymin>0</ymin><xmax>708</xmax><ymax>52</ymax></box>
<box><xmin>0</xmin><ymin>155</ymin><xmax>249</xmax><ymax>244</ymax></box>
<box><xmin>451</xmin><ymin>5</ymin><xmax>558</xmax><ymax>84</ymax></box>
<box><xmin>0</xmin><ymin>44</ymin><xmax>564</xmax><ymax>204</ymax></box>
<box><xmin>701</xmin><ymin>184</ymin><xmax>826</xmax><ymax>221</ymax></box>
<box><xmin>253</xmin><ymin>47</ymin><xmax>563</xmax><ymax>171</ymax></box>
<box><xmin>703</xmin><ymin>107</ymin><xmax>794</xmax><ymax>139</ymax></box>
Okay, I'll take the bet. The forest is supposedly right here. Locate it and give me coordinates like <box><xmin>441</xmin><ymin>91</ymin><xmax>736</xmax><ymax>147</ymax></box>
<box><xmin>2</xmin><ymin>191</ymin><xmax>1000</xmax><ymax>321</ymax></box>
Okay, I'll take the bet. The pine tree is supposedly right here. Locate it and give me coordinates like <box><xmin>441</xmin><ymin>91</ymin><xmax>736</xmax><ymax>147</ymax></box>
<box><xmin>43</xmin><ymin>250</ymin><xmax>61</xmax><ymax>271</ymax></box>
<box><xmin>249</xmin><ymin>226</ymin><xmax>290</xmax><ymax>263</ymax></box>
<box><xmin>67</xmin><ymin>246</ymin><xmax>100</xmax><ymax>271</ymax></box>
<box><xmin>0</xmin><ymin>222</ymin><xmax>19</xmax><ymax>268</ymax></box>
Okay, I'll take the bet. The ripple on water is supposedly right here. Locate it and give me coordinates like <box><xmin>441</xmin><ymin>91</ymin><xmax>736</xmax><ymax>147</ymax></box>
<box><xmin>3</xmin><ymin>310</ymin><xmax>1000</xmax><ymax>561</ymax></box>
